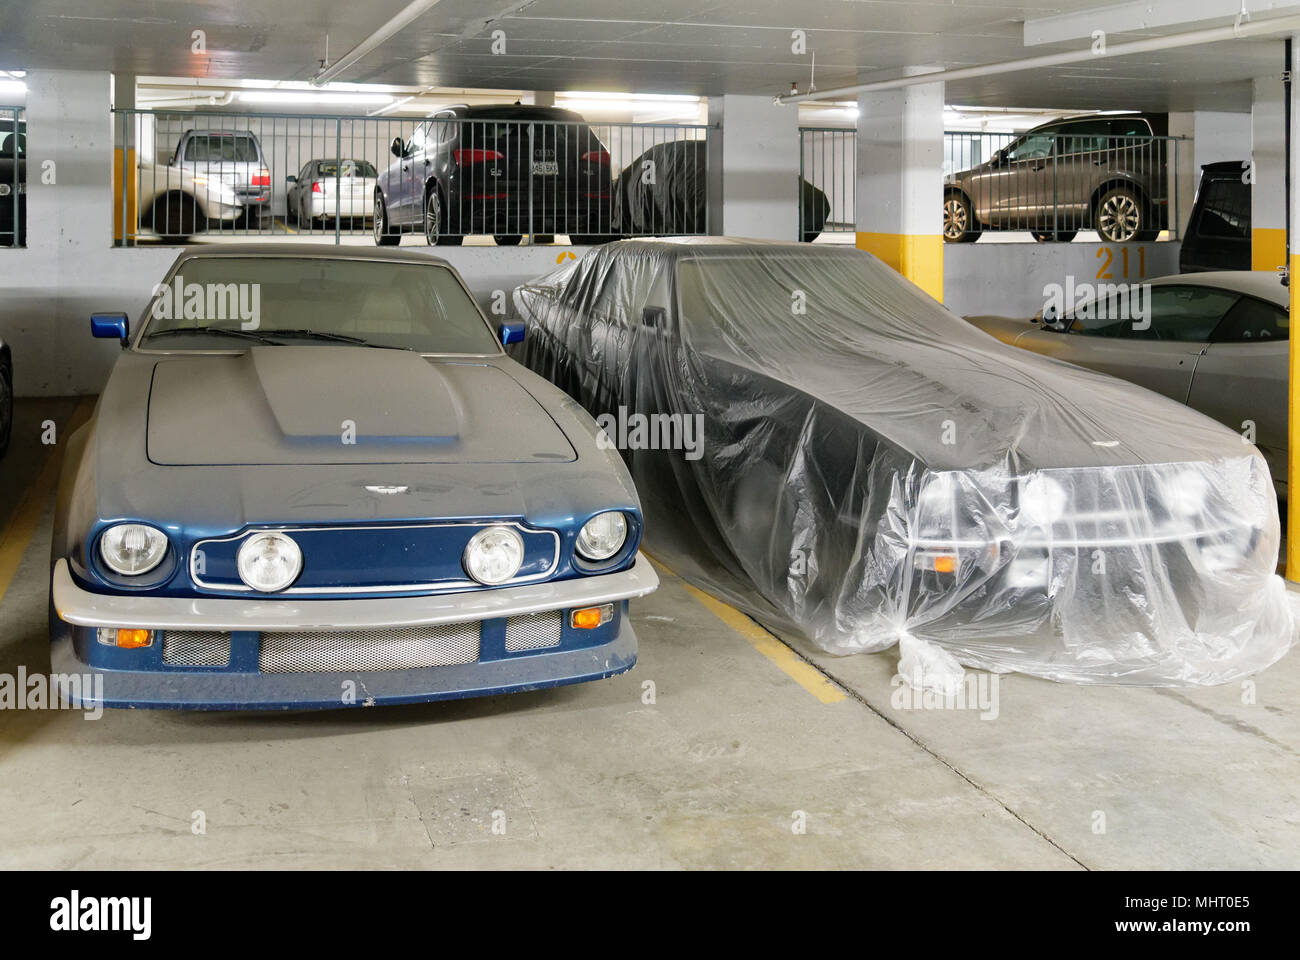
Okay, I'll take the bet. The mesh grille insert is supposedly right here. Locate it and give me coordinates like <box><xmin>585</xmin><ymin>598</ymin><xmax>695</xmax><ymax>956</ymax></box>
<box><xmin>505</xmin><ymin>610</ymin><xmax>563</xmax><ymax>652</ymax></box>
<box><xmin>259</xmin><ymin>623</ymin><xmax>480</xmax><ymax>673</ymax></box>
<box><xmin>162</xmin><ymin>630</ymin><xmax>232</xmax><ymax>667</ymax></box>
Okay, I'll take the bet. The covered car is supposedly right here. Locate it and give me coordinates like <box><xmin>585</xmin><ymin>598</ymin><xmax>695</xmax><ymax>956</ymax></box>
<box><xmin>513</xmin><ymin>239</ymin><xmax>1293</xmax><ymax>688</ymax></box>
<box><xmin>612</xmin><ymin>140</ymin><xmax>829</xmax><ymax>241</ymax></box>
<box><xmin>50</xmin><ymin>245</ymin><xmax>657</xmax><ymax>710</ymax></box>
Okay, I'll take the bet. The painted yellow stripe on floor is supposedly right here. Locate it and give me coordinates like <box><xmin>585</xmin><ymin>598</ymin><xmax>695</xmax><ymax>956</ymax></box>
<box><xmin>0</xmin><ymin>396</ymin><xmax>95</xmax><ymax>607</ymax></box>
<box><xmin>643</xmin><ymin>554</ymin><xmax>844</xmax><ymax>704</ymax></box>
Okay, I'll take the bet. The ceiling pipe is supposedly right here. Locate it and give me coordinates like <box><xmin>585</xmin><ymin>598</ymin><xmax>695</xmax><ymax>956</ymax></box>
<box><xmin>776</xmin><ymin>12</ymin><xmax>1300</xmax><ymax>104</ymax></box>
<box><xmin>311</xmin><ymin>0</ymin><xmax>444</xmax><ymax>87</ymax></box>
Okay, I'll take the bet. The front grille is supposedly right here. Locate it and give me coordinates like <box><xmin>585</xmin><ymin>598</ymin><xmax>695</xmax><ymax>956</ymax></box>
<box><xmin>259</xmin><ymin>623</ymin><xmax>480</xmax><ymax>673</ymax></box>
<box><xmin>505</xmin><ymin>610</ymin><xmax>563</xmax><ymax>651</ymax></box>
<box><xmin>162</xmin><ymin>630</ymin><xmax>232</xmax><ymax>667</ymax></box>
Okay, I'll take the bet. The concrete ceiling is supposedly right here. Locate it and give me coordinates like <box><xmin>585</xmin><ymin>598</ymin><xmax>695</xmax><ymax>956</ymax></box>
<box><xmin>0</xmin><ymin>0</ymin><xmax>1291</xmax><ymax>111</ymax></box>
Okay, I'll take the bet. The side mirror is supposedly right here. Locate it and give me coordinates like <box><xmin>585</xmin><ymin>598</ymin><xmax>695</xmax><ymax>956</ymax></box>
<box><xmin>390</xmin><ymin>137</ymin><xmax>405</xmax><ymax>158</ymax></box>
<box><xmin>498</xmin><ymin>320</ymin><xmax>525</xmax><ymax>345</ymax></box>
<box><xmin>641</xmin><ymin>306</ymin><xmax>668</xmax><ymax>329</ymax></box>
<box><xmin>91</xmin><ymin>312</ymin><xmax>129</xmax><ymax>345</ymax></box>
<box><xmin>286</xmin><ymin>175</ymin><xmax>297</xmax><ymax>183</ymax></box>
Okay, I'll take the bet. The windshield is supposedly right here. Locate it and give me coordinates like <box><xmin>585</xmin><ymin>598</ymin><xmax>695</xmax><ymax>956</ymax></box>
<box><xmin>318</xmin><ymin>159</ymin><xmax>377</xmax><ymax>178</ymax></box>
<box><xmin>183</xmin><ymin>134</ymin><xmax>260</xmax><ymax>163</ymax></box>
<box><xmin>138</xmin><ymin>257</ymin><xmax>500</xmax><ymax>354</ymax></box>
<box><xmin>673</xmin><ymin>249</ymin><xmax>984</xmax><ymax>361</ymax></box>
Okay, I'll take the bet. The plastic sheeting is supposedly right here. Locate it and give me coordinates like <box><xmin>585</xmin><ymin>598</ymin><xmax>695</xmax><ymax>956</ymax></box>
<box><xmin>514</xmin><ymin>239</ymin><xmax>1295</xmax><ymax>689</ymax></box>
<box><xmin>612</xmin><ymin>140</ymin><xmax>830</xmax><ymax>241</ymax></box>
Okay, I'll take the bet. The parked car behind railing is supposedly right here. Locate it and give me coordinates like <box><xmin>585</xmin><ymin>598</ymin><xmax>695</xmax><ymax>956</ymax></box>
<box><xmin>944</xmin><ymin>112</ymin><xmax>1171</xmax><ymax>243</ymax></box>
<box><xmin>373</xmin><ymin>103</ymin><xmax>615</xmax><ymax>246</ymax></box>
<box><xmin>286</xmin><ymin>158</ymin><xmax>378</xmax><ymax>225</ymax></box>
<box><xmin>137</xmin><ymin>160</ymin><xmax>244</xmax><ymax>242</ymax></box>
<box><xmin>0</xmin><ymin>115</ymin><xmax>25</xmax><ymax>247</ymax></box>
<box><xmin>169</xmin><ymin>128</ymin><xmax>271</xmax><ymax>221</ymax></box>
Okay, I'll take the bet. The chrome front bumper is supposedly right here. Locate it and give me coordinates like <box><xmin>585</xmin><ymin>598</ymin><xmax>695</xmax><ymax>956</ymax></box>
<box><xmin>52</xmin><ymin>553</ymin><xmax>659</xmax><ymax>632</ymax></box>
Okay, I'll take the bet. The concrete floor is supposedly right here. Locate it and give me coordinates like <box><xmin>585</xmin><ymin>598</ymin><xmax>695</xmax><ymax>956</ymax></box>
<box><xmin>1</xmin><ymin>397</ymin><xmax>1298</xmax><ymax>869</ymax></box>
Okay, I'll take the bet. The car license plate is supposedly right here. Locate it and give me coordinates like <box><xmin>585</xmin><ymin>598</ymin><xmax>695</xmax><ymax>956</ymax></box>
<box><xmin>532</xmin><ymin>161</ymin><xmax>559</xmax><ymax>176</ymax></box>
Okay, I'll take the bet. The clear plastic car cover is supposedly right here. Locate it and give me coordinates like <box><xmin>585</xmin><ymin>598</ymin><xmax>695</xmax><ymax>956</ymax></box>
<box><xmin>513</xmin><ymin>239</ymin><xmax>1295</xmax><ymax>689</ymax></box>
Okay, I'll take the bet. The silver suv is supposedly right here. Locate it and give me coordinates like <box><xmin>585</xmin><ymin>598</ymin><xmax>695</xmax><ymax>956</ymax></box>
<box><xmin>169</xmin><ymin>129</ymin><xmax>271</xmax><ymax>219</ymax></box>
<box><xmin>944</xmin><ymin>112</ymin><xmax>1169</xmax><ymax>244</ymax></box>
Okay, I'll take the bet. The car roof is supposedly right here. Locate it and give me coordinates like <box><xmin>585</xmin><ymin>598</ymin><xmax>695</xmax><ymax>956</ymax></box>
<box><xmin>1150</xmin><ymin>270</ymin><xmax>1289</xmax><ymax>305</ymax></box>
<box><xmin>173</xmin><ymin>243</ymin><xmax>456</xmax><ymax>267</ymax></box>
<box><xmin>439</xmin><ymin>104</ymin><xmax>586</xmax><ymax>122</ymax></box>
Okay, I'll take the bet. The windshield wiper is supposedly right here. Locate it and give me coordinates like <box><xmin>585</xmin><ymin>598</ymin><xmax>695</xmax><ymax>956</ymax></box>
<box><xmin>267</xmin><ymin>329</ymin><xmax>413</xmax><ymax>350</ymax></box>
<box><xmin>142</xmin><ymin>327</ymin><xmax>283</xmax><ymax>345</ymax></box>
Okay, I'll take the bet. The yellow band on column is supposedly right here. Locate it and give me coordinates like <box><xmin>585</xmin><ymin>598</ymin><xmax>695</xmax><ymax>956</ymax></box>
<box><xmin>856</xmin><ymin>232</ymin><xmax>944</xmax><ymax>303</ymax></box>
<box><xmin>1253</xmin><ymin>228</ymin><xmax>1286</xmax><ymax>273</ymax></box>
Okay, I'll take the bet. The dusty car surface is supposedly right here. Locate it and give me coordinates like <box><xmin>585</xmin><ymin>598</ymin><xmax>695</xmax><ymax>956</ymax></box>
<box><xmin>50</xmin><ymin>244</ymin><xmax>657</xmax><ymax>710</ymax></box>
<box><xmin>515</xmin><ymin>238</ymin><xmax>1291</xmax><ymax>687</ymax></box>
<box><xmin>967</xmin><ymin>271</ymin><xmax>1288</xmax><ymax>497</ymax></box>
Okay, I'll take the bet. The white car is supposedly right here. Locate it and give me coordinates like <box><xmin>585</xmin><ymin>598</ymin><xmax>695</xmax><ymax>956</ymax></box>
<box><xmin>286</xmin><ymin>159</ymin><xmax>378</xmax><ymax>224</ymax></box>
<box><xmin>137</xmin><ymin>161</ymin><xmax>243</xmax><ymax>241</ymax></box>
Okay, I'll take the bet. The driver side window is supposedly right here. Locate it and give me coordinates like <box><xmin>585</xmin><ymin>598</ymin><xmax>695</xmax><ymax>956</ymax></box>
<box><xmin>1006</xmin><ymin>130</ymin><xmax>1056</xmax><ymax>162</ymax></box>
<box><xmin>1069</xmin><ymin>285</ymin><xmax>1238</xmax><ymax>342</ymax></box>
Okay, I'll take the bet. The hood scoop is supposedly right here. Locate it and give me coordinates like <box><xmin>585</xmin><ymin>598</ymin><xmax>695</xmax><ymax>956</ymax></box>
<box><xmin>147</xmin><ymin>347</ymin><xmax>574</xmax><ymax>466</ymax></box>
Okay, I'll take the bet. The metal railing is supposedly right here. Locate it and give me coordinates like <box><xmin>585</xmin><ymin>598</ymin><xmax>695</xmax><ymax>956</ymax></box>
<box><xmin>112</xmin><ymin>108</ymin><xmax>712</xmax><ymax>246</ymax></box>
<box><xmin>798</xmin><ymin>127</ymin><xmax>853</xmax><ymax>240</ymax></box>
<box><xmin>944</xmin><ymin>131</ymin><xmax>1178</xmax><ymax>242</ymax></box>
<box><xmin>1</xmin><ymin>106</ymin><xmax>24</xmax><ymax>248</ymax></box>
<box><xmin>798</xmin><ymin>127</ymin><xmax>1180</xmax><ymax>243</ymax></box>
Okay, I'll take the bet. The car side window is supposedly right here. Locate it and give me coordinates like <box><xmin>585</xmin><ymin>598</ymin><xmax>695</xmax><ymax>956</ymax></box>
<box><xmin>1107</xmin><ymin>117</ymin><xmax>1152</xmax><ymax>138</ymax></box>
<box><xmin>1211</xmin><ymin>295</ymin><xmax>1289</xmax><ymax>343</ymax></box>
<box><xmin>433</xmin><ymin>113</ymin><xmax>456</xmax><ymax>144</ymax></box>
<box><xmin>1055</xmin><ymin>120</ymin><xmax>1110</xmax><ymax>156</ymax></box>
<box><xmin>1005</xmin><ymin>132</ymin><xmax>1055</xmax><ymax>162</ymax></box>
<box><xmin>408</xmin><ymin>123</ymin><xmax>428</xmax><ymax>154</ymax></box>
<box><xmin>1068</xmin><ymin>285</ymin><xmax>1238</xmax><ymax>342</ymax></box>
<box><xmin>298</xmin><ymin>161</ymin><xmax>314</xmax><ymax>180</ymax></box>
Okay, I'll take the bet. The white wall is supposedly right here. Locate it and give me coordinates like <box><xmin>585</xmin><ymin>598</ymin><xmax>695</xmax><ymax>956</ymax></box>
<box><xmin>706</xmin><ymin>95</ymin><xmax>799</xmax><ymax>240</ymax></box>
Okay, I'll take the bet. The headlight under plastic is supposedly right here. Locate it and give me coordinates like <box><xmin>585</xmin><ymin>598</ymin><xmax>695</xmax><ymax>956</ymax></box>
<box><xmin>464</xmin><ymin>526</ymin><xmax>525</xmax><ymax>584</ymax></box>
<box><xmin>237</xmin><ymin>532</ymin><xmax>303</xmax><ymax>593</ymax></box>
<box><xmin>576</xmin><ymin>511</ymin><xmax>628</xmax><ymax>561</ymax></box>
<box><xmin>99</xmin><ymin>523</ymin><xmax>169</xmax><ymax>576</ymax></box>
<box><xmin>1162</xmin><ymin>469</ymin><xmax>1209</xmax><ymax>517</ymax></box>
<box><xmin>1019</xmin><ymin>475</ymin><xmax>1068</xmax><ymax>524</ymax></box>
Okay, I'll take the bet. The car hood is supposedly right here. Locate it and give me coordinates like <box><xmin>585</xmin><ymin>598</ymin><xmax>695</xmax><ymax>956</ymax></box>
<box><xmin>146</xmin><ymin>347</ymin><xmax>575</xmax><ymax>466</ymax></box>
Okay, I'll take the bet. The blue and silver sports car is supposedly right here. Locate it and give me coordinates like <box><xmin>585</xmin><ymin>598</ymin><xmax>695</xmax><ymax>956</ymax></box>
<box><xmin>50</xmin><ymin>244</ymin><xmax>657</xmax><ymax>710</ymax></box>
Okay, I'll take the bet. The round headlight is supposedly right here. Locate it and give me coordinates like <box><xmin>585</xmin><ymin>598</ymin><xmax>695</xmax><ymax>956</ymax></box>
<box><xmin>1019</xmin><ymin>475</ymin><xmax>1068</xmax><ymax>524</ymax></box>
<box><xmin>237</xmin><ymin>532</ymin><xmax>303</xmax><ymax>593</ymax></box>
<box><xmin>99</xmin><ymin>523</ymin><xmax>169</xmax><ymax>576</ymax></box>
<box><xmin>464</xmin><ymin>526</ymin><xmax>525</xmax><ymax>585</ymax></box>
<box><xmin>576</xmin><ymin>511</ymin><xmax>628</xmax><ymax>561</ymax></box>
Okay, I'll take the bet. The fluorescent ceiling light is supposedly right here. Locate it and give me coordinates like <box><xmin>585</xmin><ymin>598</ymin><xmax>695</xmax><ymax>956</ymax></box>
<box><xmin>0</xmin><ymin>79</ymin><xmax>27</xmax><ymax>97</ymax></box>
<box><xmin>558</xmin><ymin>91</ymin><xmax>699</xmax><ymax>103</ymax></box>
<box><xmin>239</xmin><ymin>91</ymin><xmax>393</xmax><ymax>105</ymax></box>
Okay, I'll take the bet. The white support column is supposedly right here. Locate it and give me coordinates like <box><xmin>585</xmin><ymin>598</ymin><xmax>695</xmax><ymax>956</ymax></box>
<box><xmin>855</xmin><ymin>73</ymin><xmax>945</xmax><ymax>301</ymax></box>
<box><xmin>26</xmin><ymin>70</ymin><xmax>113</xmax><ymax>255</ymax></box>
<box><xmin>1253</xmin><ymin>74</ymin><xmax>1287</xmax><ymax>272</ymax></box>
<box><xmin>705</xmin><ymin>94</ymin><xmax>799</xmax><ymax>240</ymax></box>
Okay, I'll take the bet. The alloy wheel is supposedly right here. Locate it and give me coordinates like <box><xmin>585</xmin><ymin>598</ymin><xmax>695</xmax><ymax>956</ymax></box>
<box><xmin>1098</xmin><ymin>193</ymin><xmax>1140</xmax><ymax>242</ymax></box>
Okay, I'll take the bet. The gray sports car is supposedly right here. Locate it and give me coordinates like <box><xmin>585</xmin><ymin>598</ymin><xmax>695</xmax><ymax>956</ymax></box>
<box><xmin>49</xmin><ymin>245</ymin><xmax>658</xmax><ymax>710</ymax></box>
<box><xmin>968</xmin><ymin>271</ymin><xmax>1288</xmax><ymax>495</ymax></box>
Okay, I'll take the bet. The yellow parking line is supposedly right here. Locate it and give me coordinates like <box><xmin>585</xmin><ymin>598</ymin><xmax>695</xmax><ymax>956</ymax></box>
<box><xmin>0</xmin><ymin>397</ymin><xmax>95</xmax><ymax>607</ymax></box>
<box><xmin>646</xmin><ymin>554</ymin><xmax>845</xmax><ymax>704</ymax></box>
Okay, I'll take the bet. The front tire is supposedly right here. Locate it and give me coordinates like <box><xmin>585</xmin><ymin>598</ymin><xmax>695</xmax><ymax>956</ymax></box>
<box><xmin>1095</xmin><ymin>187</ymin><xmax>1146</xmax><ymax>243</ymax></box>
<box><xmin>373</xmin><ymin>194</ymin><xmax>400</xmax><ymax>246</ymax></box>
<box><xmin>153</xmin><ymin>193</ymin><xmax>200</xmax><ymax>242</ymax></box>
<box><xmin>943</xmin><ymin>193</ymin><xmax>980</xmax><ymax>243</ymax></box>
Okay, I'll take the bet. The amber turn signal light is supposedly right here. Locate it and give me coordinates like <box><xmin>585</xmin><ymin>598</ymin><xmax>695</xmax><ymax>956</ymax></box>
<box><xmin>96</xmin><ymin>627</ymin><xmax>153</xmax><ymax>649</ymax></box>
<box><xmin>570</xmin><ymin>604</ymin><xmax>614</xmax><ymax>630</ymax></box>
